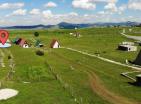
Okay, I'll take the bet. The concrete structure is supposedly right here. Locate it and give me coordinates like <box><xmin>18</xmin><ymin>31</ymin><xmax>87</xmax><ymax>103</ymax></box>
<box><xmin>121</xmin><ymin>42</ymin><xmax>134</xmax><ymax>45</ymax></box>
<box><xmin>118</xmin><ymin>45</ymin><xmax>137</xmax><ymax>51</ymax></box>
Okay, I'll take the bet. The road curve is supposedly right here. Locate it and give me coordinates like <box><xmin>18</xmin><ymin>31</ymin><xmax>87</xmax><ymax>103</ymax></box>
<box><xmin>121</xmin><ymin>31</ymin><xmax>141</xmax><ymax>41</ymax></box>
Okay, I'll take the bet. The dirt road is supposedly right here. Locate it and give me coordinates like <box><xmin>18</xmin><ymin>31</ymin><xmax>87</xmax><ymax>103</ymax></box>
<box><xmin>89</xmin><ymin>72</ymin><xmax>139</xmax><ymax>104</ymax></box>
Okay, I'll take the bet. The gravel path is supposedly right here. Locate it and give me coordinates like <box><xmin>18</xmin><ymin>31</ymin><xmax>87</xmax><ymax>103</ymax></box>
<box><xmin>121</xmin><ymin>29</ymin><xmax>141</xmax><ymax>41</ymax></box>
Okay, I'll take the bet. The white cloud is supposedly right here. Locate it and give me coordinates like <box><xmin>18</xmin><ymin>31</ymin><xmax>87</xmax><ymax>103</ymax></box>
<box><xmin>10</xmin><ymin>9</ymin><xmax>27</xmax><ymax>16</ymax></box>
<box><xmin>118</xmin><ymin>5</ymin><xmax>127</xmax><ymax>14</ymax></box>
<box><xmin>3</xmin><ymin>11</ymin><xmax>141</xmax><ymax>26</ymax></box>
<box><xmin>44</xmin><ymin>1</ymin><xmax>57</xmax><ymax>8</ymax></box>
<box><xmin>42</xmin><ymin>10</ymin><xmax>53</xmax><ymax>18</ymax></box>
<box><xmin>72</xmin><ymin>0</ymin><xmax>118</xmax><ymax>10</ymax></box>
<box><xmin>29</xmin><ymin>9</ymin><xmax>40</xmax><ymax>15</ymax></box>
<box><xmin>69</xmin><ymin>12</ymin><xmax>78</xmax><ymax>16</ymax></box>
<box><xmin>0</xmin><ymin>3</ymin><xmax>24</xmax><ymax>9</ymax></box>
<box><xmin>72</xmin><ymin>0</ymin><xmax>96</xmax><ymax>10</ymax></box>
<box><xmin>2</xmin><ymin>0</ymin><xmax>140</xmax><ymax>26</ymax></box>
<box><xmin>128</xmin><ymin>0</ymin><xmax>141</xmax><ymax>10</ymax></box>
<box><xmin>40</xmin><ymin>10</ymin><xmax>82</xmax><ymax>24</ymax></box>
<box><xmin>42</xmin><ymin>10</ymin><xmax>78</xmax><ymax>19</ymax></box>
<box><xmin>104</xmin><ymin>3</ymin><xmax>126</xmax><ymax>14</ymax></box>
<box><xmin>98</xmin><ymin>11</ymin><xmax>105</xmax><ymax>14</ymax></box>
<box><xmin>98</xmin><ymin>11</ymin><xmax>109</xmax><ymax>15</ymax></box>
<box><xmin>104</xmin><ymin>3</ymin><xmax>117</xmax><ymax>12</ymax></box>
<box><xmin>93</xmin><ymin>0</ymin><xmax>117</xmax><ymax>3</ymax></box>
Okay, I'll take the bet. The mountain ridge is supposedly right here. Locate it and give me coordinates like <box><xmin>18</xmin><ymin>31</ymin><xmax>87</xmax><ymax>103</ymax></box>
<box><xmin>0</xmin><ymin>21</ymin><xmax>140</xmax><ymax>29</ymax></box>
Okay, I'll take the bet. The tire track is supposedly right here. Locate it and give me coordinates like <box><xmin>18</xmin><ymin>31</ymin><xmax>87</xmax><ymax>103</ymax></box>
<box><xmin>89</xmin><ymin>72</ymin><xmax>138</xmax><ymax>104</ymax></box>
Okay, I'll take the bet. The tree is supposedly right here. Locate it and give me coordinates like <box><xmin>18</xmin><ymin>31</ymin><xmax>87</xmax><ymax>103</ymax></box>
<box><xmin>34</xmin><ymin>32</ymin><xmax>39</xmax><ymax>37</ymax></box>
<box><xmin>36</xmin><ymin>50</ymin><xmax>44</xmax><ymax>56</ymax></box>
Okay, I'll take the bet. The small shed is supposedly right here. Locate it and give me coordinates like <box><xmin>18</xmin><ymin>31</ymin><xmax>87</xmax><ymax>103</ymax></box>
<box><xmin>118</xmin><ymin>45</ymin><xmax>137</xmax><ymax>51</ymax></box>
<box><xmin>50</xmin><ymin>39</ymin><xmax>60</xmax><ymax>48</ymax></box>
<box><xmin>136</xmin><ymin>74</ymin><xmax>141</xmax><ymax>86</ymax></box>
<box><xmin>19</xmin><ymin>39</ymin><xmax>29</xmax><ymax>48</ymax></box>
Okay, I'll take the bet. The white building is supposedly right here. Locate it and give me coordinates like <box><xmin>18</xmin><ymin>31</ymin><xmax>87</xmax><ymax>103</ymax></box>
<box><xmin>118</xmin><ymin>45</ymin><xmax>137</xmax><ymax>51</ymax></box>
<box><xmin>121</xmin><ymin>42</ymin><xmax>134</xmax><ymax>46</ymax></box>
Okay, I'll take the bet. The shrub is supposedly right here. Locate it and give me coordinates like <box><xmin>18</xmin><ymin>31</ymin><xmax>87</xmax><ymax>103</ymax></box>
<box><xmin>34</xmin><ymin>32</ymin><xmax>39</xmax><ymax>37</ymax></box>
<box><xmin>36</xmin><ymin>50</ymin><xmax>44</xmax><ymax>56</ymax></box>
<box><xmin>8</xmin><ymin>55</ymin><xmax>12</xmax><ymax>59</ymax></box>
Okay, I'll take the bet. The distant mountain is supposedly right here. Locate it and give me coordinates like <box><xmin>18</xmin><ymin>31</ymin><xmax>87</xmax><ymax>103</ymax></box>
<box><xmin>90</xmin><ymin>21</ymin><xmax>140</xmax><ymax>27</ymax></box>
<box><xmin>0</xmin><ymin>21</ymin><xmax>140</xmax><ymax>29</ymax></box>
<box><xmin>1</xmin><ymin>24</ymin><xmax>55</xmax><ymax>29</ymax></box>
<box><xmin>57</xmin><ymin>22</ymin><xmax>93</xmax><ymax>29</ymax></box>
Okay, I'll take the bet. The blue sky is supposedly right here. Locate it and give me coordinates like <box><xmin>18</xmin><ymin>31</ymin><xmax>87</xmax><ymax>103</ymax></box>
<box><xmin>0</xmin><ymin>0</ymin><xmax>140</xmax><ymax>26</ymax></box>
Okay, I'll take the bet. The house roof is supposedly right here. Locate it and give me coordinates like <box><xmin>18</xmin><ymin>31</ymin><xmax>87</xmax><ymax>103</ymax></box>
<box><xmin>50</xmin><ymin>39</ymin><xmax>59</xmax><ymax>48</ymax></box>
<box><xmin>118</xmin><ymin>44</ymin><xmax>136</xmax><ymax>48</ymax></box>
<box><xmin>19</xmin><ymin>39</ymin><xmax>27</xmax><ymax>46</ymax></box>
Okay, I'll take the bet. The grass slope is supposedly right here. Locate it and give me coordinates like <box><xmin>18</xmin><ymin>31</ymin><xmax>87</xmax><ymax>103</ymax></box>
<box><xmin>0</xmin><ymin>27</ymin><xmax>140</xmax><ymax>104</ymax></box>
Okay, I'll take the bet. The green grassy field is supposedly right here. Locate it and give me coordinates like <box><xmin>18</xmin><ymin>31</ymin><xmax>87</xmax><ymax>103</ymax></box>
<box><xmin>125</xmin><ymin>27</ymin><xmax>141</xmax><ymax>36</ymax></box>
<box><xmin>0</xmin><ymin>27</ymin><xmax>141</xmax><ymax>104</ymax></box>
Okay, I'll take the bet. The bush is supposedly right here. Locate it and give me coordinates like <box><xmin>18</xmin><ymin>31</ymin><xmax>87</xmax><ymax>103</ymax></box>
<box><xmin>34</xmin><ymin>32</ymin><xmax>39</xmax><ymax>37</ymax></box>
<box><xmin>8</xmin><ymin>55</ymin><xmax>12</xmax><ymax>59</ymax></box>
<box><xmin>36</xmin><ymin>50</ymin><xmax>44</xmax><ymax>56</ymax></box>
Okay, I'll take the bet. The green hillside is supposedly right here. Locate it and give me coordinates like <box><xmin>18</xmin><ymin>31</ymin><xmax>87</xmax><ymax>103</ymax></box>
<box><xmin>0</xmin><ymin>27</ymin><xmax>141</xmax><ymax>104</ymax></box>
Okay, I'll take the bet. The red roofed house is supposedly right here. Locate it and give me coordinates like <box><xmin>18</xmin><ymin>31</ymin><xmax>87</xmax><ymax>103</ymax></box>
<box><xmin>19</xmin><ymin>39</ymin><xmax>29</xmax><ymax>48</ymax></box>
<box><xmin>50</xmin><ymin>39</ymin><xmax>60</xmax><ymax>48</ymax></box>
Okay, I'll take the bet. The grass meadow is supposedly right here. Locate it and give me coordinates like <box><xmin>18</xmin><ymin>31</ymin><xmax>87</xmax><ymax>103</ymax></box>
<box><xmin>0</xmin><ymin>27</ymin><xmax>141</xmax><ymax>104</ymax></box>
